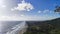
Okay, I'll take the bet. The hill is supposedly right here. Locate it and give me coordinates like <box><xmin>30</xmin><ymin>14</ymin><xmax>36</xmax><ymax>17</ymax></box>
<box><xmin>24</xmin><ymin>18</ymin><xmax>60</xmax><ymax>34</ymax></box>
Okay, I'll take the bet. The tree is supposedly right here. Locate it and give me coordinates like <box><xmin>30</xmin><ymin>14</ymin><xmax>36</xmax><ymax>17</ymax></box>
<box><xmin>54</xmin><ymin>6</ymin><xmax>60</xmax><ymax>13</ymax></box>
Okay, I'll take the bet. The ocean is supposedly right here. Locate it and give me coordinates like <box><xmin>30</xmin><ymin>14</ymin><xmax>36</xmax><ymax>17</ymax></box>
<box><xmin>0</xmin><ymin>21</ymin><xmax>28</xmax><ymax>34</ymax></box>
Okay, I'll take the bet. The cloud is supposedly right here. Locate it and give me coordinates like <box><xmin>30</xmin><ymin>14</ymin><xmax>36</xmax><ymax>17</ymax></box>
<box><xmin>38</xmin><ymin>9</ymin><xmax>53</xmax><ymax>14</ymax></box>
<box><xmin>0</xmin><ymin>16</ymin><xmax>25</xmax><ymax>21</ymax></box>
<box><xmin>0</xmin><ymin>0</ymin><xmax>3</xmax><ymax>5</ymax></box>
<box><xmin>0</xmin><ymin>0</ymin><xmax>6</xmax><ymax>8</ymax></box>
<box><xmin>11</xmin><ymin>0</ymin><xmax>34</xmax><ymax>11</ymax></box>
<box><xmin>0</xmin><ymin>15</ymin><xmax>58</xmax><ymax>21</ymax></box>
<box><xmin>38</xmin><ymin>10</ymin><xmax>42</xmax><ymax>13</ymax></box>
<box><xmin>0</xmin><ymin>5</ymin><xmax>6</xmax><ymax>8</ymax></box>
<box><xmin>20</xmin><ymin>14</ymin><xmax>24</xmax><ymax>17</ymax></box>
<box><xmin>43</xmin><ymin>10</ymin><xmax>51</xmax><ymax>13</ymax></box>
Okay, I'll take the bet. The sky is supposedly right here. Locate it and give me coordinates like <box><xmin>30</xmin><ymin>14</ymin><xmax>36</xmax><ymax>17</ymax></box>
<box><xmin>0</xmin><ymin>0</ymin><xmax>60</xmax><ymax>21</ymax></box>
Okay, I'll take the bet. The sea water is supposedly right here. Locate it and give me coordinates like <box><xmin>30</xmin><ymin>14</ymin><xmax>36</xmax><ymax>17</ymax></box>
<box><xmin>0</xmin><ymin>21</ymin><xmax>28</xmax><ymax>34</ymax></box>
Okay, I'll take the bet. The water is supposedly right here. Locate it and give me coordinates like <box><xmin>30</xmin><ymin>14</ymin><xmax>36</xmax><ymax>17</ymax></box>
<box><xmin>0</xmin><ymin>21</ymin><xmax>28</xmax><ymax>34</ymax></box>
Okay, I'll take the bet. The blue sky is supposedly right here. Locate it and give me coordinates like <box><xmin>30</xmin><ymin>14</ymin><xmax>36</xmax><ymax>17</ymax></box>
<box><xmin>0</xmin><ymin>0</ymin><xmax>60</xmax><ymax>21</ymax></box>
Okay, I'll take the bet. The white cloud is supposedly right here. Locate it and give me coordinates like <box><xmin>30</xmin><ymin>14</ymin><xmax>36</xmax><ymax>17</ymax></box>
<box><xmin>0</xmin><ymin>0</ymin><xmax>3</xmax><ymax>5</ymax></box>
<box><xmin>11</xmin><ymin>0</ymin><xmax>34</xmax><ymax>11</ymax></box>
<box><xmin>38</xmin><ymin>10</ymin><xmax>42</xmax><ymax>13</ymax></box>
<box><xmin>38</xmin><ymin>9</ymin><xmax>53</xmax><ymax>14</ymax></box>
<box><xmin>43</xmin><ymin>10</ymin><xmax>50</xmax><ymax>13</ymax></box>
<box><xmin>0</xmin><ymin>5</ymin><xmax>6</xmax><ymax>8</ymax></box>
<box><xmin>20</xmin><ymin>14</ymin><xmax>24</xmax><ymax>17</ymax></box>
<box><xmin>0</xmin><ymin>0</ymin><xmax>6</xmax><ymax>8</ymax></box>
<box><xmin>0</xmin><ymin>15</ymin><xmax>58</xmax><ymax>21</ymax></box>
<box><xmin>0</xmin><ymin>16</ymin><xmax>24</xmax><ymax>21</ymax></box>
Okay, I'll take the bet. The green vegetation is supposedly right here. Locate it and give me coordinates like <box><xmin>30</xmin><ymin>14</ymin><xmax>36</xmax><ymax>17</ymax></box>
<box><xmin>24</xmin><ymin>24</ymin><xmax>55</xmax><ymax>34</ymax></box>
<box><xmin>23</xmin><ymin>18</ymin><xmax>60</xmax><ymax>34</ymax></box>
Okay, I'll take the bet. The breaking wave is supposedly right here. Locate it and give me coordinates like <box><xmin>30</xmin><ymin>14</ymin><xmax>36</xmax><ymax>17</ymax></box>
<box><xmin>0</xmin><ymin>21</ymin><xmax>28</xmax><ymax>34</ymax></box>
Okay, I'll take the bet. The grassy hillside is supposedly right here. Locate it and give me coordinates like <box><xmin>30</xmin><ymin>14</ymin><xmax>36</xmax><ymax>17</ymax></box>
<box><xmin>24</xmin><ymin>18</ymin><xmax>60</xmax><ymax>34</ymax></box>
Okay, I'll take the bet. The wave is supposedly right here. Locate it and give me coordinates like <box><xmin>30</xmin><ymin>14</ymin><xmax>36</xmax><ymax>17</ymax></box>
<box><xmin>0</xmin><ymin>21</ymin><xmax>28</xmax><ymax>34</ymax></box>
<box><xmin>6</xmin><ymin>21</ymin><xmax>28</xmax><ymax>34</ymax></box>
